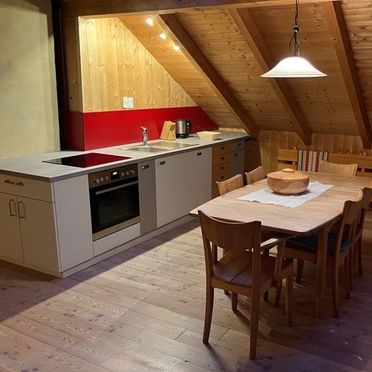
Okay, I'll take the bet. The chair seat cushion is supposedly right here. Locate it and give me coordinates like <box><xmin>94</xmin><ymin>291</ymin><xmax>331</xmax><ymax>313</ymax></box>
<box><xmin>287</xmin><ymin>233</ymin><xmax>352</xmax><ymax>256</ymax></box>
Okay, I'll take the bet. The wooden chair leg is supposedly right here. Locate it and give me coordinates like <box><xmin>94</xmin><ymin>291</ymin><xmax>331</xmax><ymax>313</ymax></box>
<box><xmin>296</xmin><ymin>259</ymin><xmax>304</xmax><ymax>283</ymax></box>
<box><xmin>332</xmin><ymin>260</ymin><xmax>340</xmax><ymax>318</ymax></box>
<box><xmin>274</xmin><ymin>286</ymin><xmax>282</xmax><ymax>307</ymax></box>
<box><xmin>249</xmin><ymin>289</ymin><xmax>260</xmax><ymax>360</ymax></box>
<box><xmin>203</xmin><ymin>285</ymin><xmax>214</xmax><ymax>344</ymax></box>
<box><xmin>232</xmin><ymin>293</ymin><xmax>238</xmax><ymax>311</ymax></box>
<box><xmin>344</xmin><ymin>256</ymin><xmax>351</xmax><ymax>299</ymax></box>
<box><xmin>286</xmin><ymin>274</ymin><xmax>293</xmax><ymax>327</ymax></box>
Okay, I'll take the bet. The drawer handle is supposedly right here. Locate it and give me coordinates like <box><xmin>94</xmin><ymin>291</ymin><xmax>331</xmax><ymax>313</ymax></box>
<box><xmin>234</xmin><ymin>153</ymin><xmax>238</xmax><ymax>157</ymax></box>
<box><xmin>237</xmin><ymin>143</ymin><xmax>242</xmax><ymax>147</ymax></box>
<box><xmin>8</xmin><ymin>199</ymin><xmax>17</xmax><ymax>217</ymax></box>
<box><xmin>16</xmin><ymin>182</ymin><xmax>24</xmax><ymax>187</ymax></box>
<box><xmin>221</xmin><ymin>146</ymin><xmax>225</xmax><ymax>150</ymax></box>
<box><xmin>221</xmin><ymin>166</ymin><xmax>224</xmax><ymax>170</ymax></box>
<box><xmin>220</xmin><ymin>157</ymin><xmax>225</xmax><ymax>161</ymax></box>
<box><xmin>220</xmin><ymin>176</ymin><xmax>225</xmax><ymax>180</ymax></box>
<box><xmin>141</xmin><ymin>165</ymin><xmax>150</xmax><ymax>169</ymax></box>
<box><xmin>157</xmin><ymin>161</ymin><xmax>166</xmax><ymax>166</ymax></box>
<box><xmin>4</xmin><ymin>179</ymin><xmax>15</xmax><ymax>185</ymax></box>
<box><xmin>196</xmin><ymin>152</ymin><xmax>202</xmax><ymax>156</ymax></box>
<box><xmin>18</xmin><ymin>201</ymin><xmax>26</xmax><ymax>219</ymax></box>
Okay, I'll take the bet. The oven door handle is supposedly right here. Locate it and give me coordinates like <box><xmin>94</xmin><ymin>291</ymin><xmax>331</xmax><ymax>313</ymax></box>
<box><xmin>95</xmin><ymin>180</ymin><xmax>138</xmax><ymax>195</ymax></box>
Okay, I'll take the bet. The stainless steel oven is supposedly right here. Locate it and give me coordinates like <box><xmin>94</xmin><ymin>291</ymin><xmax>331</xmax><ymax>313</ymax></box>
<box><xmin>89</xmin><ymin>164</ymin><xmax>139</xmax><ymax>240</ymax></box>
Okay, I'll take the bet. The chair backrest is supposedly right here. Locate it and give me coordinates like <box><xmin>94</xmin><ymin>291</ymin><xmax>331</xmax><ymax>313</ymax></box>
<box><xmin>216</xmin><ymin>173</ymin><xmax>243</xmax><ymax>196</ymax></box>
<box><xmin>245</xmin><ymin>166</ymin><xmax>265</xmax><ymax>184</ymax></box>
<box><xmin>198</xmin><ymin>210</ymin><xmax>261</xmax><ymax>280</ymax></box>
<box><xmin>356</xmin><ymin>187</ymin><xmax>372</xmax><ymax>232</ymax></box>
<box><xmin>333</xmin><ymin>199</ymin><xmax>362</xmax><ymax>259</ymax></box>
<box><xmin>318</xmin><ymin>160</ymin><xmax>358</xmax><ymax>176</ymax></box>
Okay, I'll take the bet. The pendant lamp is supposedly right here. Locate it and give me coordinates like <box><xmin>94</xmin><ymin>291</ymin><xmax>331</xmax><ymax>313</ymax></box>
<box><xmin>261</xmin><ymin>0</ymin><xmax>326</xmax><ymax>78</ymax></box>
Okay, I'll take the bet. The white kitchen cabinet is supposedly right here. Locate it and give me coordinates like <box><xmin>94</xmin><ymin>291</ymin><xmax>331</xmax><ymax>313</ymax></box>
<box><xmin>19</xmin><ymin>196</ymin><xmax>60</xmax><ymax>272</ymax></box>
<box><xmin>0</xmin><ymin>174</ymin><xmax>93</xmax><ymax>275</ymax></box>
<box><xmin>0</xmin><ymin>175</ymin><xmax>59</xmax><ymax>272</ymax></box>
<box><xmin>0</xmin><ymin>193</ymin><xmax>23</xmax><ymax>263</ymax></box>
<box><xmin>155</xmin><ymin>148</ymin><xmax>211</xmax><ymax>227</ymax></box>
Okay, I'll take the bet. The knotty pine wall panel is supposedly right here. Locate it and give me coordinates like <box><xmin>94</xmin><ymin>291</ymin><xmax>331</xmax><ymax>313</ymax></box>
<box><xmin>259</xmin><ymin>130</ymin><xmax>370</xmax><ymax>173</ymax></box>
<box><xmin>78</xmin><ymin>17</ymin><xmax>195</xmax><ymax>112</ymax></box>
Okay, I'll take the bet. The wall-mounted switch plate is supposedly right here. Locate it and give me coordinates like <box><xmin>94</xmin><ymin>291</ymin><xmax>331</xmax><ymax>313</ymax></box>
<box><xmin>123</xmin><ymin>96</ymin><xmax>134</xmax><ymax>109</ymax></box>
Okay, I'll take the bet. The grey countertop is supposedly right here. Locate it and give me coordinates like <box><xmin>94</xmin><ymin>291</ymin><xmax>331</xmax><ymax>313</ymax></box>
<box><xmin>0</xmin><ymin>131</ymin><xmax>250</xmax><ymax>182</ymax></box>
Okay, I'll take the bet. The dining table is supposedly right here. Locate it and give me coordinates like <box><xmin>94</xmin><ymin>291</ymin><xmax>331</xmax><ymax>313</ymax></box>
<box><xmin>190</xmin><ymin>172</ymin><xmax>371</xmax><ymax>316</ymax></box>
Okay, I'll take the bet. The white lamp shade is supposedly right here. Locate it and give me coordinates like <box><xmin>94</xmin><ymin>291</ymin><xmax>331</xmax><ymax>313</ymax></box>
<box><xmin>261</xmin><ymin>56</ymin><xmax>327</xmax><ymax>78</ymax></box>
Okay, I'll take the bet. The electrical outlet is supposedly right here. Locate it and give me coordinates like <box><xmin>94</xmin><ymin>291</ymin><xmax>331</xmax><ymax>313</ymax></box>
<box><xmin>123</xmin><ymin>96</ymin><xmax>134</xmax><ymax>109</ymax></box>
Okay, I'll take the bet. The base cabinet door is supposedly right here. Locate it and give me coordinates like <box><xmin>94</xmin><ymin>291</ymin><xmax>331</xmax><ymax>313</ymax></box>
<box><xmin>19</xmin><ymin>196</ymin><xmax>60</xmax><ymax>273</ymax></box>
<box><xmin>0</xmin><ymin>193</ymin><xmax>23</xmax><ymax>263</ymax></box>
<box><xmin>155</xmin><ymin>148</ymin><xmax>211</xmax><ymax>227</ymax></box>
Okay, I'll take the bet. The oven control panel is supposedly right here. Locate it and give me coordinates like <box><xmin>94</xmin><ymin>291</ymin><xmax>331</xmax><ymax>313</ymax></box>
<box><xmin>88</xmin><ymin>164</ymin><xmax>138</xmax><ymax>188</ymax></box>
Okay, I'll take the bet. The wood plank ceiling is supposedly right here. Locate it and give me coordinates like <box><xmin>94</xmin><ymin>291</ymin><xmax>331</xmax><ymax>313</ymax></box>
<box><xmin>63</xmin><ymin>0</ymin><xmax>372</xmax><ymax>148</ymax></box>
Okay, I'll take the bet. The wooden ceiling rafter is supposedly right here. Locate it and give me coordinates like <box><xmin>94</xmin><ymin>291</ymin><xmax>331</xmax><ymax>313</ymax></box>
<box><xmin>158</xmin><ymin>13</ymin><xmax>259</xmax><ymax>138</ymax></box>
<box><xmin>323</xmin><ymin>1</ymin><xmax>372</xmax><ymax>149</ymax></box>
<box><xmin>231</xmin><ymin>8</ymin><xmax>312</xmax><ymax>145</ymax></box>
<box><xmin>61</xmin><ymin>0</ymin><xmax>341</xmax><ymax>17</ymax></box>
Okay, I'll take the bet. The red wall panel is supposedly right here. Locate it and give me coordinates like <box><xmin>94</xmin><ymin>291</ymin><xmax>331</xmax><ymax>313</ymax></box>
<box><xmin>65</xmin><ymin>106</ymin><xmax>218</xmax><ymax>150</ymax></box>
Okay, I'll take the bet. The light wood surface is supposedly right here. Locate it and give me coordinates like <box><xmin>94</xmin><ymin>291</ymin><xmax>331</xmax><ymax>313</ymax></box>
<box><xmin>78</xmin><ymin>17</ymin><xmax>195</xmax><ymax>112</ymax></box>
<box><xmin>1</xmin><ymin>213</ymin><xmax>372</xmax><ymax>370</ymax></box>
<box><xmin>190</xmin><ymin>172</ymin><xmax>371</xmax><ymax>316</ymax></box>
<box><xmin>266</xmin><ymin>169</ymin><xmax>309</xmax><ymax>195</ymax></box>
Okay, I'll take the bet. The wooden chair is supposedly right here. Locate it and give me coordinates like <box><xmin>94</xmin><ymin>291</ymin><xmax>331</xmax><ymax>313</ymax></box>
<box><xmin>318</xmin><ymin>160</ymin><xmax>358</xmax><ymax>176</ymax></box>
<box><xmin>282</xmin><ymin>199</ymin><xmax>362</xmax><ymax>318</ymax></box>
<box><xmin>216</xmin><ymin>173</ymin><xmax>243</xmax><ymax>195</ymax></box>
<box><xmin>198</xmin><ymin>210</ymin><xmax>293</xmax><ymax>360</ymax></box>
<box><xmin>245</xmin><ymin>165</ymin><xmax>265</xmax><ymax>184</ymax></box>
<box><xmin>353</xmin><ymin>187</ymin><xmax>372</xmax><ymax>276</ymax></box>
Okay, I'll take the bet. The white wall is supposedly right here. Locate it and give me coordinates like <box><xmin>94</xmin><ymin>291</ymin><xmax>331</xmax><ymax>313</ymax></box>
<box><xmin>0</xmin><ymin>0</ymin><xmax>60</xmax><ymax>159</ymax></box>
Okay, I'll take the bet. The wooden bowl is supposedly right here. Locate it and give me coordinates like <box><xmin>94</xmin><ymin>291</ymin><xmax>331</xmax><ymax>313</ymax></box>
<box><xmin>267</xmin><ymin>168</ymin><xmax>309</xmax><ymax>195</ymax></box>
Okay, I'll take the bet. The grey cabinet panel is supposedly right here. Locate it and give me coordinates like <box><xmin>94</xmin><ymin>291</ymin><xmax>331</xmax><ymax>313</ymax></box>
<box><xmin>138</xmin><ymin>160</ymin><xmax>157</xmax><ymax>234</ymax></box>
<box><xmin>231</xmin><ymin>149</ymin><xmax>245</xmax><ymax>177</ymax></box>
<box><xmin>155</xmin><ymin>148</ymin><xmax>211</xmax><ymax>228</ymax></box>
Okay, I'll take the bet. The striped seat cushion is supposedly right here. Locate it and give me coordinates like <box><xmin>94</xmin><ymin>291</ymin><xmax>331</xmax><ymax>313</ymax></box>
<box><xmin>297</xmin><ymin>150</ymin><xmax>328</xmax><ymax>172</ymax></box>
<box><xmin>287</xmin><ymin>234</ymin><xmax>352</xmax><ymax>256</ymax></box>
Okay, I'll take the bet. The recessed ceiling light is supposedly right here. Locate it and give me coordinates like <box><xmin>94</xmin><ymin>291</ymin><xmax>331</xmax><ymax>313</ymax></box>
<box><xmin>145</xmin><ymin>18</ymin><xmax>154</xmax><ymax>26</ymax></box>
<box><xmin>173</xmin><ymin>44</ymin><xmax>180</xmax><ymax>51</ymax></box>
<box><xmin>160</xmin><ymin>32</ymin><xmax>167</xmax><ymax>40</ymax></box>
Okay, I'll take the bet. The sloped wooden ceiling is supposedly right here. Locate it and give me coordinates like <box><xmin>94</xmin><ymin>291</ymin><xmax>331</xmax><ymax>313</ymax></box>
<box><xmin>62</xmin><ymin>0</ymin><xmax>372</xmax><ymax>148</ymax></box>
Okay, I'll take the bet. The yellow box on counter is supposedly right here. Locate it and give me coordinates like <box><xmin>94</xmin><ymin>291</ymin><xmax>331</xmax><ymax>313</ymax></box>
<box><xmin>197</xmin><ymin>131</ymin><xmax>221</xmax><ymax>140</ymax></box>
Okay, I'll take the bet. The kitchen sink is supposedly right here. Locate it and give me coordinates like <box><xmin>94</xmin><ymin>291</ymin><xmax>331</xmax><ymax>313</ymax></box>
<box><xmin>122</xmin><ymin>140</ymin><xmax>196</xmax><ymax>153</ymax></box>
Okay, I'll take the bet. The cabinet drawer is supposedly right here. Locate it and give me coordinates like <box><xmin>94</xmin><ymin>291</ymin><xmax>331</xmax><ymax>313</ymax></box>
<box><xmin>212</xmin><ymin>168</ymin><xmax>231</xmax><ymax>184</ymax></box>
<box><xmin>212</xmin><ymin>151</ymin><xmax>230</xmax><ymax>166</ymax></box>
<box><xmin>231</xmin><ymin>140</ymin><xmax>245</xmax><ymax>152</ymax></box>
<box><xmin>0</xmin><ymin>174</ymin><xmax>53</xmax><ymax>202</ymax></box>
<box><xmin>212</xmin><ymin>163</ymin><xmax>231</xmax><ymax>179</ymax></box>
<box><xmin>212</xmin><ymin>143</ymin><xmax>230</xmax><ymax>157</ymax></box>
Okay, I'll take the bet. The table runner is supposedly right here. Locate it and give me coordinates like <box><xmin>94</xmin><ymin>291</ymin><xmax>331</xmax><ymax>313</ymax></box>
<box><xmin>238</xmin><ymin>181</ymin><xmax>333</xmax><ymax>208</ymax></box>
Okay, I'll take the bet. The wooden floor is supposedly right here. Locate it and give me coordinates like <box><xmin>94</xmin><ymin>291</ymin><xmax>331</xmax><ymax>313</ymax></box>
<box><xmin>1</xmin><ymin>214</ymin><xmax>372</xmax><ymax>372</ymax></box>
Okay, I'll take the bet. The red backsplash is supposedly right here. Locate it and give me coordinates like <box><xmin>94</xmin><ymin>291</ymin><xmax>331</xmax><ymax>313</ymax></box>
<box><xmin>65</xmin><ymin>106</ymin><xmax>218</xmax><ymax>150</ymax></box>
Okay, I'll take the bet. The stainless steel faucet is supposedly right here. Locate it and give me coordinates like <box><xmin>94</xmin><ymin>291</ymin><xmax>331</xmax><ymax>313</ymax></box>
<box><xmin>141</xmin><ymin>126</ymin><xmax>148</xmax><ymax>146</ymax></box>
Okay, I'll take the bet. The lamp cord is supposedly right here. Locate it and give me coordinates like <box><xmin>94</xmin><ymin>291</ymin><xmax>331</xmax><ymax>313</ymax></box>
<box><xmin>289</xmin><ymin>0</ymin><xmax>300</xmax><ymax>56</ymax></box>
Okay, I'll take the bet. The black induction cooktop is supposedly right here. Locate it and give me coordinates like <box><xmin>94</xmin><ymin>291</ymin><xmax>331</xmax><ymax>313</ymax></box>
<box><xmin>43</xmin><ymin>153</ymin><xmax>131</xmax><ymax>168</ymax></box>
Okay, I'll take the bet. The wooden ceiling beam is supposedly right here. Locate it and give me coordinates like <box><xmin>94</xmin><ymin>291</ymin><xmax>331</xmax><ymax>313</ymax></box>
<box><xmin>231</xmin><ymin>8</ymin><xmax>312</xmax><ymax>145</ymax></box>
<box><xmin>61</xmin><ymin>0</ymin><xmax>341</xmax><ymax>17</ymax></box>
<box><xmin>323</xmin><ymin>1</ymin><xmax>372</xmax><ymax>149</ymax></box>
<box><xmin>158</xmin><ymin>13</ymin><xmax>259</xmax><ymax>138</ymax></box>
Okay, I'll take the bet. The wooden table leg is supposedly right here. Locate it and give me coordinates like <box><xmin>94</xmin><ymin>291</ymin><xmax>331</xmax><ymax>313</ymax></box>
<box><xmin>315</xmin><ymin>226</ymin><xmax>330</xmax><ymax>316</ymax></box>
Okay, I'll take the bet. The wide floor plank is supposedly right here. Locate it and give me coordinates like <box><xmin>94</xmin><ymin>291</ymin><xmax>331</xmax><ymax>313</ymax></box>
<box><xmin>0</xmin><ymin>213</ymin><xmax>372</xmax><ymax>371</ymax></box>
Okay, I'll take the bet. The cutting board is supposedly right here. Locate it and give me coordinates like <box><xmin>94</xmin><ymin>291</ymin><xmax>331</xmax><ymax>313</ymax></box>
<box><xmin>160</xmin><ymin>121</ymin><xmax>176</xmax><ymax>140</ymax></box>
